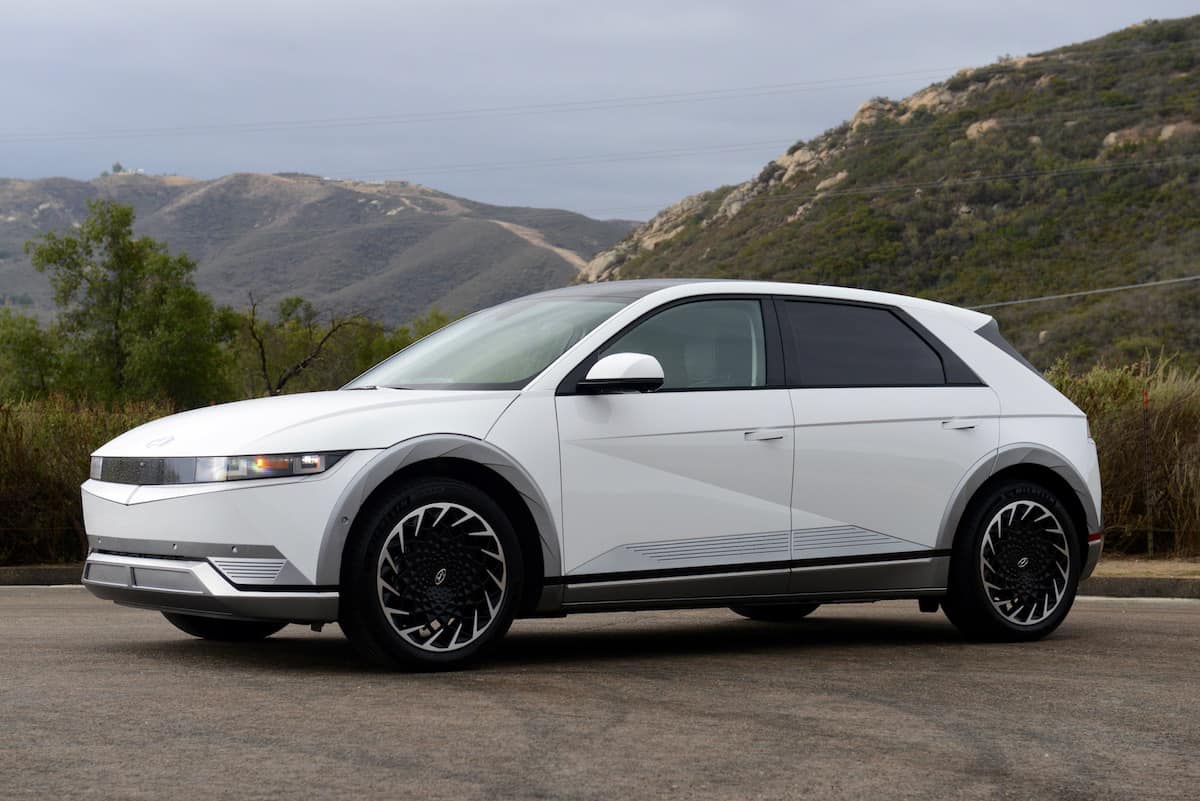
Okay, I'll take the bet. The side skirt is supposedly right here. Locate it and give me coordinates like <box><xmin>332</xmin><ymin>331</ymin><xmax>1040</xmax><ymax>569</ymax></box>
<box><xmin>556</xmin><ymin>553</ymin><xmax>950</xmax><ymax>613</ymax></box>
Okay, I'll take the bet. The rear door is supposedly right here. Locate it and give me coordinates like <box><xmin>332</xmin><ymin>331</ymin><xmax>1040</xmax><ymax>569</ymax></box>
<box><xmin>775</xmin><ymin>298</ymin><xmax>1000</xmax><ymax>586</ymax></box>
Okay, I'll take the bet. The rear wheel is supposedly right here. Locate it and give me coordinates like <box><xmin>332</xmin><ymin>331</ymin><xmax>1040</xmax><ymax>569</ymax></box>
<box><xmin>339</xmin><ymin>477</ymin><xmax>523</xmax><ymax>670</ymax></box>
<box><xmin>162</xmin><ymin>612</ymin><xmax>286</xmax><ymax>641</ymax></box>
<box><xmin>943</xmin><ymin>480</ymin><xmax>1080</xmax><ymax>641</ymax></box>
<box><xmin>729</xmin><ymin>602</ymin><xmax>820</xmax><ymax>622</ymax></box>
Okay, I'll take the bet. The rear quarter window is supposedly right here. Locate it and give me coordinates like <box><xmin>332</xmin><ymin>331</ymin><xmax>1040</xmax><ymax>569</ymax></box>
<box><xmin>975</xmin><ymin>319</ymin><xmax>1041</xmax><ymax>375</ymax></box>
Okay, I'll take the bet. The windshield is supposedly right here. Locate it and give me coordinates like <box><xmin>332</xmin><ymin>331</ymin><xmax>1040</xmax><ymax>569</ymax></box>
<box><xmin>346</xmin><ymin>297</ymin><xmax>630</xmax><ymax>390</ymax></box>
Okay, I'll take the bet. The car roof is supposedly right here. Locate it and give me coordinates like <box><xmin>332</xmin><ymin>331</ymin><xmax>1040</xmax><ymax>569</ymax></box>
<box><xmin>526</xmin><ymin>279</ymin><xmax>991</xmax><ymax>329</ymax></box>
<box><xmin>520</xmin><ymin>279</ymin><xmax>706</xmax><ymax>301</ymax></box>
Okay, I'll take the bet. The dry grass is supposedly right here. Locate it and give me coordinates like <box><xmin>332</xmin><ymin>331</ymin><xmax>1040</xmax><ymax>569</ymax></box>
<box><xmin>1047</xmin><ymin>358</ymin><xmax>1200</xmax><ymax>557</ymax></box>
<box><xmin>1092</xmin><ymin>556</ymin><xmax>1200</xmax><ymax>578</ymax></box>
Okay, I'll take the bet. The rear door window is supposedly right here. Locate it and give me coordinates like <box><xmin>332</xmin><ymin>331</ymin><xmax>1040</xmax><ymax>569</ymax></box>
<box><xmin>777</xmin><ymin>300</ymin><xmax>945</xmax><ymax>387</ymax></box>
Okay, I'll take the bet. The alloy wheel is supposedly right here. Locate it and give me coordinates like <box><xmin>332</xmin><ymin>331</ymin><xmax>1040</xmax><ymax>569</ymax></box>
<box><xmin>978</xmin><ymin>500</ymin><xmax>1071</xmax><ymax>626</ymax></box>
<box><xmin>376</xmin><ymin>502</ymin><xmax>507</xmax><ymax>652</ymax></box>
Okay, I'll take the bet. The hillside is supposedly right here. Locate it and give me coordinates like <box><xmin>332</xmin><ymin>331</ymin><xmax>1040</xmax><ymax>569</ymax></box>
<box><xmin>0</xmin><ymin>173</ymin><xmax>634</xmax><ymax>325</ymax></box>
<box><xmin>587</xmin><ymin>17</ymin><xmax>1200</xmax><ymax>368</ymax></box>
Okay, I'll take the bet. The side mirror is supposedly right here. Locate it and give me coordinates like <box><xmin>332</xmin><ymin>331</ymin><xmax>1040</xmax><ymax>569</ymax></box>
<box><xmin>577</xmin><ymin>352</ymin><xmax>664</xmax><ymax>394</ymax></box>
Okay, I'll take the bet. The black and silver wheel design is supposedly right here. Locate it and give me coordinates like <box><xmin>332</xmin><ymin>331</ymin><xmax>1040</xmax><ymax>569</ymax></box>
<box><xmin>376</xmin><ymin>502</ymin><xmax>507</xmax><ymax>653</ymax></box>
<box><xmin>979</xmin><ymin>500</ymin><xmax>1071</xmax><ymax>626</ymax></box>
<box><xmin>944</xmin><ymin>479</ymin><xmax>1081</xmax><ymax>642</ymax></box>
<box><xmin>340</xmin><ymin>477</ymin><xmax>523</xmax><ymax>670</ymax></box>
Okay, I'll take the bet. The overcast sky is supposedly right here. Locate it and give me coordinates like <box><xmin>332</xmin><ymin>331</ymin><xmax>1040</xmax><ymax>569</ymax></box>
<box><xmin>1</xmin><ymin>1</ymin><xmax>1195</xmax><ymax>219</ymax></box>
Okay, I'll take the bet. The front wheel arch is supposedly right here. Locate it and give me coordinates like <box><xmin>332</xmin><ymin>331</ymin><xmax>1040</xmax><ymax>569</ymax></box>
<box><xmin>341</xmin><ymin>457</ymin><xmax>546</xmax><ymax>616</ymax></box>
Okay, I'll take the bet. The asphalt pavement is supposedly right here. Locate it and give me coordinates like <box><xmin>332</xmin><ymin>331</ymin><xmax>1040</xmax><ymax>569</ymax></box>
<box><xmin>1</xmin><ymin>587</ymin><xmax>1197</xmax><ymax>800</ymax></box>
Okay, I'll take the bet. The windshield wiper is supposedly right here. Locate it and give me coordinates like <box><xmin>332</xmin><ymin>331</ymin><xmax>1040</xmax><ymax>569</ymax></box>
<box><xmin>345</xmin><ymin>384</ymin><xmax>426</xmax><ymax>391</ymax></box>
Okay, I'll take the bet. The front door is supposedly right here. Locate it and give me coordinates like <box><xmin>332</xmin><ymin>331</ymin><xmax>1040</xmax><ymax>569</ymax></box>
<box><xmin>556</xmin><ymin>298</ymin><xmax>795</xmax><ymax>599</ymax></box>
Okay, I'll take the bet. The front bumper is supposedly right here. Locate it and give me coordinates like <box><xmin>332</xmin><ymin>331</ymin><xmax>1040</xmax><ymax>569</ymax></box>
<box><xmin>83</xmin><ymin>551</ymin><xmax>338</xmax><ymax>623</ymax></box>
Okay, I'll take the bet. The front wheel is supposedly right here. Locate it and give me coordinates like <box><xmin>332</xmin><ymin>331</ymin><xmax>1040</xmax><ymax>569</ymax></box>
<box><xmin>339</xmin><ymin>477</ymin><xmax>524</xmax><ymax>670</ymax></box>
<box><xmin>162</xmin><ymin>612</ymin><xmax>286</xmax><ymax>641</ymax></box>
<box><xmin>729</xmin><ymin>602</ymin><xmax>820</xmax><ymax>622</ymax></box>
<box><xmin>943</xmin><ymin>480</ymin><xmax>1081</xmax><ymax>641</ymax></box>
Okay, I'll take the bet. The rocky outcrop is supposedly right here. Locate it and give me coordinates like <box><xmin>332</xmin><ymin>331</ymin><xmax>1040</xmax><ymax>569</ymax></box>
<box><xmin>1159</xmin><ymin>121</ymin><xmax>1199</xmax><ymax>141</ymax></box>
<box><xmin>1102</xmin><ymin>121</ymin><xmax>1198</xmax><ymax>149</ymax></box>
<box><xmin>815</xmin><ymin>170</ymin><xmax>849</xmax><ymax>192</ymax></box>
<box><xmin>1103</xmin><ymin>126</ymin><xmax>1154</xmax><ymax>148</ymax></box>
<box><xmin>851</xmin><ymin>98</ymin><xmax>898</xmax><ymax>130</ymax></box>
<box><xmin>579</xmin><ymin>191</ymin><xmax>710</xmax><ymax>280</ymax></box>
<box><xmin>966</xmin><ymin>118</ymin><xmax>1001</xmax><ymax>139</ymax></box>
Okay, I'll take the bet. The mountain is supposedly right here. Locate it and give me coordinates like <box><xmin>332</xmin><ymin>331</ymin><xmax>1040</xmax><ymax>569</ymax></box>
<box><xmin>586</xmin><ymin>16</ymin><xmax>1200</xmax><ymax>368</ymax></box>
<box><xmin>0</xmin><ymin>172</ymin><xmax>635</xmax><ymax>325</ymax></box>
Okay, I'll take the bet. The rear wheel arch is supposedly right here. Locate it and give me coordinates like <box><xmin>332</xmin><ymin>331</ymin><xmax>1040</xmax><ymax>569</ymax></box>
<box><xmin>950</xmin><ymin>462</ymin><xmax>1091</xmax><ymax>562</ymax></box>
<box><xmin>939</xmin><ymin>446</ymin><xmax>1095</xmax><ymax>559</ymax></box>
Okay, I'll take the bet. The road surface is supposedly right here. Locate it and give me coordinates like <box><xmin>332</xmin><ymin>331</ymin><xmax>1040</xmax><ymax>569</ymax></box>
<box><xmin>1</xmin><ymin>587</ymin><xmax>1196</xmax><ymax>800</ymax></box>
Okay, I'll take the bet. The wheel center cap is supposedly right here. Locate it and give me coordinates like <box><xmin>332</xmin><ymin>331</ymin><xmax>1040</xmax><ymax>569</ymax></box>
<box><xmin>1016</xmin><ymin>556</ymin><xmax>1030</xmax><ymax>569</ymax></box>
<box><xmin>434</xmin><ymin>567</ymin><xmax>448</xmax><ymax>586</ymax></box>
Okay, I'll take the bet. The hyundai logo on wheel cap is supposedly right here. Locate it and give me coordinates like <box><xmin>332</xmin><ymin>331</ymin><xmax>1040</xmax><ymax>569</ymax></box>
<box><xmin>434</xmin><ymin>568</ymin><xmax>447</xmax><ymax>586</ymax></box>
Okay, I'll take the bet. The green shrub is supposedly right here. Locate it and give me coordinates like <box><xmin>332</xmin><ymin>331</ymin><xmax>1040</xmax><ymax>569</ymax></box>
<box><xmin>0</xmin><ymin>397</ymin><xmax>171</xmax><ymax>564</ymax></box>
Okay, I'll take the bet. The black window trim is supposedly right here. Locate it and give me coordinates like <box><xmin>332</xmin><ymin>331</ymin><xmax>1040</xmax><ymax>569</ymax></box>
<box><xmin>771</xmin><ymin>296</ymin><xmax>985</xmax><ymax>389</ymax></box>
<box><xmin>555</xmin><ymin>294</ymin><xmax>786</xmax><ymax>396</ymax></box>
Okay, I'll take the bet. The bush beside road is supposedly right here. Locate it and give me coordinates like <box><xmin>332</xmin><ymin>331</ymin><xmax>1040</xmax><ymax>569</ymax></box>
<box><xmin>5</xmin><ymin>358</ymin><xmax>1200</xmax><ymax>565</ymax></box>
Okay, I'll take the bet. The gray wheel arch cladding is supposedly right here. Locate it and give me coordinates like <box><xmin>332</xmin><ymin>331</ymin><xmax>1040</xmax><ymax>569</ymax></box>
<box><xmin>313</xmin><ymin>435</ymin><xmax>562</xmax><ymax>588</ymax></box>
<box><xmin>935</xmin><ymin>443</ymin><xmax>1101</xmax><ymax>551</ymax></box>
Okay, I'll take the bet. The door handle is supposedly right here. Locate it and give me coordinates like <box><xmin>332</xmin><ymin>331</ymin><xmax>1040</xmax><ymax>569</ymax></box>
<box><xmin>941</xmin><ymin>419</ymin><xmax>976</xmax><ymax>430</ymax></box>
<box><xmin>744</xmin><ymin>429</ymin><xmax>786</xmax><ymax>441</ymax></box>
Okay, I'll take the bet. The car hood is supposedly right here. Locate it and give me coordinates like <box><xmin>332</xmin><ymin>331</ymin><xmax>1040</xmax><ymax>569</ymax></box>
<box><xmin>93</xmin><ymin>389</ymin><xmax>520</xmax><ymax>457</ymax></box>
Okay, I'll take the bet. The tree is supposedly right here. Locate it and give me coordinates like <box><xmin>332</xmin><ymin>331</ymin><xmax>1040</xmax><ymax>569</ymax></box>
<box><xmin>0</xmin><ymin>310</ymin><xmax>58</xmax><ymax>398</ymax></box>
<box><xmin>227</xmin><ymin>298</ymin><xmax>451</xmax><ymax>397</ymax></box>
<box><xmin>243</xmin><ymin>295</ymin><xmax>363</xmax><ymax>396</ymax></box>
<box><xmin>23</xmin><ymin>200</ymin><xmax>232</xmax><ymax>407</ymax></box>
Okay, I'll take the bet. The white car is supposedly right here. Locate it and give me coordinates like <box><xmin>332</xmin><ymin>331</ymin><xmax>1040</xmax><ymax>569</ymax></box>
<box><xmin>82</xmin><ymin>280</ymin><xmax>1103</xmax><ymax>669</ymax></box>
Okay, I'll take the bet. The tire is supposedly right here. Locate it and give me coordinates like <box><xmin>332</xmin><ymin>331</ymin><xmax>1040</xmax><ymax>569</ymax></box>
<box><xmin>729</xmin><ymin>602</ymin><xmax>820</xmax><ymax>622</ymax></box>
<box><xmin>943</xmin><ymin>479</ymin><xmax>1081</xmax><ymax>642</ymax></box>
<box><xmin>162</xmin><ymin>612</ymin><xmax>286</xmax><ymax>641</ymax></box>
<box><xmin>339</xmin><ymin>476</ymin><xmax>524</xmax><ymax>670</ymax></box>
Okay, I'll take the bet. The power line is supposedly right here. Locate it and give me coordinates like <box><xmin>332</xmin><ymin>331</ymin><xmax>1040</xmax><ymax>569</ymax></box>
<box><xmin>112</xmin><ymin>149</ymin><xmax>1200</xmax><ymax>237</ymax></box>
<box><xmin>339</xmin><ymin>101</ymin><xmax>1153</xmax><ymax>181</ymax></box>
<box><xmin>0</xmin><ymin>69</ymin><xmax>960</xmax><ymax>145</ymax></box>
<box><xmin>181</xmin><ymin>99</ymin><xmax>1150</xmax><ymax>188</ymax></box>
<box><xmin>134</xmin><ymin>152</ymin><xmax>1199</xmax><ymax>242</ymax></box>
<box><xmin>3</xmin><ymin>37</ymin><xmax>1197</xmax><ymax>145</ymax></box>
<box><xmin>970</xmin><ymin>274</ymin><xmax>1200</xmax><ymax>310</ymax></box>
<box><xmin>71</xmin><ymin>97</ymin><xmax>1153</xmax><ymax>193</ymax></box>
<box><xmin>349</xmin><ymin>139</ymin><xmax>792</xmax><ymax>179</ymax></box>
<box><xmin>591</xmin><ymin>153</ymin><xmax>1200</xmax><ymax>219</ymax></box>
